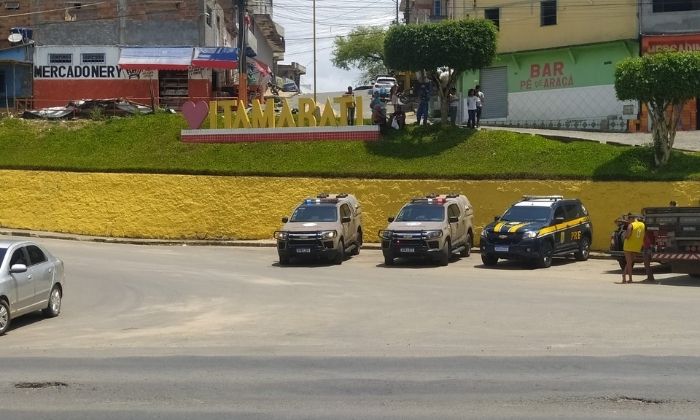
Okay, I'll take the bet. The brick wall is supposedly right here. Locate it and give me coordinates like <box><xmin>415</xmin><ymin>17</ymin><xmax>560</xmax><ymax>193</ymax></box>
<box><xmin>0</xmin><ymin>0</ymin><xmax>235</xmax><ymax>48</ymax></box>
<box><xmin>635</xmin><ymin>99</ymin><xmax>698</xmax><ymax>133</ymax></box>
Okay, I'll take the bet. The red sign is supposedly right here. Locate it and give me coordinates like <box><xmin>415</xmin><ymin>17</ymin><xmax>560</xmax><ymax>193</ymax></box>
<box><xmin>642</xmin><ymin>33</ymin><xmax>700</xmax><ymax>54</ymax></box>
<box><xmin>520</xmin><ymin>61</ymin><xmax>574</xmax><ymax>91</ymax></box>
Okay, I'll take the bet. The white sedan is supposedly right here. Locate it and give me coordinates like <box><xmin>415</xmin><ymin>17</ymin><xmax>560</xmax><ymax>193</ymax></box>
<box><xmin>0</xmin><ymin>240</ymin><xmax>65</xmax><ymax>335</ymax></box>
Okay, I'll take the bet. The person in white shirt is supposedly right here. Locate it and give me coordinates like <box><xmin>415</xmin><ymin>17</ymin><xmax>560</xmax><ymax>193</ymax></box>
<box><xmin>475</xmin><ymin>85</ymin><xmax>485</xmax><ymax>127</ymax></box>
<box><xmin>466</xmin><ymin>88</ymin><xmax>478</xmax><ymax>128</ymax></box>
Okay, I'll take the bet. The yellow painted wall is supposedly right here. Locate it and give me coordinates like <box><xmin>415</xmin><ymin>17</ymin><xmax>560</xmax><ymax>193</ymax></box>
<box><xmin>451</xmin><ymin>0</ymin><xmax>637</xmax><ymax>53</ymax></box>
<box><xmin>1</xmin><ymin>170</ymin><xmax>698</xmax><ymax>251</ymax></box>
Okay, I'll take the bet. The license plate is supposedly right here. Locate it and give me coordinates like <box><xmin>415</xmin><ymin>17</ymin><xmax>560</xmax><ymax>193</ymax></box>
<box><xmin>296</xmin><ymin>248</ymin><xmax>311</xmax><ymax>253</ymax></box>
<box><xmin>400</xmin><ymin>247</ymin><xmax>415</xmax><ymax>253</ymax></box>
<box><xmin>495</xmin><ymin>246</ymin><xmax>509</xmax><ymax>253</ymax></box>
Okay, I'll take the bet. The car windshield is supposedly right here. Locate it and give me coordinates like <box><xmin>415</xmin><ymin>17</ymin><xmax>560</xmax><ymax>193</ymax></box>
<box><xmin>290</xmin><ymin>205</ymin><xmax>338</xmax><ymax>222</ymax></box>
<box><xmin>395</xmin><ymin>204</ymin><xmax>445</xmax><ymax>222</ymax></box>
<box><xmin>500</xmin><ymin>206</ymin><xmax>551</xmax><ymax>223</ymax></box>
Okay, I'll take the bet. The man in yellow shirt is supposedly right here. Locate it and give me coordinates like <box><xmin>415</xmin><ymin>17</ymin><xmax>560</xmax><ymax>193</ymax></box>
<box><xmin>622</xmin><ymin>215</ymin><xmax>645</xmax><ymax>283</ymax></box>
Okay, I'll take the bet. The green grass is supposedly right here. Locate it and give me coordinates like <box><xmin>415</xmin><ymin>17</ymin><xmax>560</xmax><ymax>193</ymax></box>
<box><xmin>0</xmin><ymin>113</ymin><xmax>698</xmax><ymax>180</ymax></box>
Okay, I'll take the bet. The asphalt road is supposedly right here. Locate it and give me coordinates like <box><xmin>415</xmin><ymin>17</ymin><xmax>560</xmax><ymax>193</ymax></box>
<box><xmin>2</xmin><ymin>237</ymin><xmax>700</xmax><ymax>419</ymax></box>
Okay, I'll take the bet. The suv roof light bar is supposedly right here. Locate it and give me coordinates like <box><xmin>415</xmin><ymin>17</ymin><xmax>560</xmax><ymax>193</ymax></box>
<box><xmin>522</xmin><ymin>195</ymin><xmax>564</xmax><ymax>201</ymax></box>
<box><xmin>411</xmin><ymin>197</ymin><xmax>446</xmax><ymax>204</ymax></box>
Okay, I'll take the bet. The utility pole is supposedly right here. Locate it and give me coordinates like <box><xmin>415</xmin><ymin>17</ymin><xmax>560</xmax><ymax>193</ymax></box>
<box><xmin>313</xmin><ymin>0</ymin><xmax>317</xmax><ymax>103</ymax></box>
<box><xmin>404</xmin><ymin>0</ymin><xmax>411</xmax><ymax>24</ymax></box>
<box><xmin>396</xmin><ymin>0</ymin><xmax>399</xmax><ymax>24</ymax></box>
<box><xmin>236</xmin><ymin>0</ymin><xmax>248</xmax><ymax>106</ymax></box>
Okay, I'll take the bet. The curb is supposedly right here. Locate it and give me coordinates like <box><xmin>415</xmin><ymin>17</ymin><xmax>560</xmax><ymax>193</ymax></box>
<box><xmin>0</xmin><ymin>227</ymin><xmax>612</xmax><ymax>259</ymax></box>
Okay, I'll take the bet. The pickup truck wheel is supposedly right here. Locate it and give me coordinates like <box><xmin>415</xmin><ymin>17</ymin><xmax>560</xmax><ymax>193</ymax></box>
<box><xmin>481</xmin><ymin>254</ymin><xmax>498</xmax><ymax>266</ymax></box>
<box><xmin>0</xmin><ymin>299</ymin><xmax>10</xmax><ymax>335</ymax></box>
<box><xmin>334</xmin><ymin>239</ymin><xmax>345</xmax><ymax>265</ymax></box>
<box><xmin>438</xmin><ymin>240</ymin><xmax>450</xmax><ymax>266</ymax></box>
<box><xmin>279</xmin><ymin>254</ymin><xmax>290</xmax><ymax>265</ymax></box>
<box><xmin>574</xmin><ymin>237</ymin><xmax>590</xmax><ymax>261</ymax></box>
<box><xmin>537</xmin><ymin>241</ymin><xmax>553</xmax><ymax>269</ymax></box>
<box><xmin>351</xmin><ymin>230</ymin><xmax>362</xmax><ymax>256</ymax></box>
<box><xmin>384</xmin><ymin>255</ymin><xmax>394</xmax><ymax>266</ymax></box>
<box><xmin>460</xmin><ymin>232</ymin><xmax>473</xmax><ymax>257</ymax></box>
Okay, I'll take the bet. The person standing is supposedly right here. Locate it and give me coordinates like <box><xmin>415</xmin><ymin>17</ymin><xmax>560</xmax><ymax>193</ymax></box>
<box><xmin>390</xmin><ymin>84</ymin><xmax>399</xmax><ymax>109</ymax></box>
<box><xmin>622</xmin><ymin>215</ymin><xmax>645</xmax><ymax>284</ymax></box>
<box><xmin>642</xmin><ymin>226</ymin><xmax>656</xmax><ymax>283</ymax></box>
<box><xmin>343</xmin><ymin>86</ymin><xmax>356</xmax><ymax>126</ymax></box>
<box><xmin>416</xmin><ymin>83</ymin><xmax>430</xmax><ymax>126</ymax></box>
<box><xmin>475</xmin><ymin>85</ymin><xmax>485</xmax><ymax>127</ymax></box>
<box><xmin>448</xmin><ymin>88</ymin><xmax>459</xmax><ymax>125</ymax></box>
<box><xmin>466</xmin><ymin>89</ymin><xmax>478</xmax><ymax>129</ymax></box>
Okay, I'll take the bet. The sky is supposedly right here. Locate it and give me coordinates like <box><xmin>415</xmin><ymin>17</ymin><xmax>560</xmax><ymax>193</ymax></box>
<box><xmin>274</xmin><ymin>0</ymin><xmax>397</xmax><ymax>93</ymax></box>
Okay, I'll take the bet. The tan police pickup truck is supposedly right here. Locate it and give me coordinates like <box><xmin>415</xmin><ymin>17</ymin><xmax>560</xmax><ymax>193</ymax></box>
<box><xmin>379</xmin><ymin>194</ymin><xmax>474</xmax><ymax>266</ymax></box>
<box><xmin>274</xmin><ymin>193</ymin><xmax>363</xmax><ymax>265</ymax></box>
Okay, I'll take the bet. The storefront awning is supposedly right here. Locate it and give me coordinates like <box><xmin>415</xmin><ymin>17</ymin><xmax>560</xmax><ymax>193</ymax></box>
<box><xmin>192</xmin><ymin>47</ymin><xmax>239</xmax><ymax>69</ymax></box>
<box><xmin>118</xmin><ymin>47</ymin><xmax>193</xmax><ymax>70</ymax></box>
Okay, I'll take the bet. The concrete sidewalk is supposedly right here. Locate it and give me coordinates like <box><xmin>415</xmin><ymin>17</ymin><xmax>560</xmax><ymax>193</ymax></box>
<box><xmin>394</xmin><ymin>108</ymin><xmax>698</xmax><ymax>152</ymax></box>
<box><xmin>0</xmin><ymin>227</ymin><xmax>615</xmax><ymax>258</ymax></box>
<box><xmin>481</xmin><ymin>126</ymin><xmax>700</xmax><ymax>152</ymax></box>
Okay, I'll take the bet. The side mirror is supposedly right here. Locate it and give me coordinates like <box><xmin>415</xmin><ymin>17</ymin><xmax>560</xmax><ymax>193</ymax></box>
<box><xmin>554</xmin><ymin>216</ymin><xmax>565</xmax><ymax>224</ymax></box>
<box><xmin>448</xmin><ymin>216</ymin><xmax>459</xmax><ymax>223</ymax></box>
<box><xmin>341</xmin><ymin>216</ymin><xmax>351</xmax><ymax>223</ymax></box>
<box><xmin>494</xmin><ymin>216</ymin><xmax>500</xmax><ymax>222</ymax></box>
<box><xmin>281</xmin><ymin>216</ymin><xmax>289</xmax><ymax>223</ymax></box>
<box><xmin>10</xmin><ymin>264</ymin><xmax>27</xmax><ymax>274</ymax></box>
<box><xmin>388</xmin><ymin>216</ymin><xmax>395</xmax><ymax>223</ymax></box>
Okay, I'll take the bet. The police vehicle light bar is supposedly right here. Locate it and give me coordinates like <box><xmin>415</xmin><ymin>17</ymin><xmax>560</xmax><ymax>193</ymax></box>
<box><xmin>411</xmin><ymin>197</ymin><xmax>446</xmax><ymax>204</ymax></box>
<box><xmin>522</xmin><ymin>195</ymin><xmax>564</xmax><ymax>201</ymax></box>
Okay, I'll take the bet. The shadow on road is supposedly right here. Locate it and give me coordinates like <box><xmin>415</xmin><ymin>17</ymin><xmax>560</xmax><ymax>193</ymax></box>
<box><xmin>475</xmin><ymin>257</ymin><xmax>579</xmax><ymax>271</ymax></box>
<box><xmin>7</xmin><ymin>311</ymin><xmax>48</xmax><ymax>334</ymax></box>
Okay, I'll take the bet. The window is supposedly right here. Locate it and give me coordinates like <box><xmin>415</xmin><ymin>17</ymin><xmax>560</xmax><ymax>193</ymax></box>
<box><xmin>81</xmin><ymin>53</ymin><xmax>105</xmax><ymax>64</ymax></box>
<box><xmin>4</xmin><ymin>2</ymin><xmax>20</xmax><ymax>9</ymax></box>
<box><xmin>448</xmin><ymin>204</ymin><xmax>461</xmax><ymax>220</ymax></box>
<box><xmin>553</xmin><ymin>206</ymin><xmax>566</xmax><ymax>221</ymax></box>
<box><xmin>653</xmin><ymin>0</ymin><xmax>700</xmax><ymax>12</ymax></box>
<box><xmin>564</xmin><ymin>204</ymin><xmax>582</xmax><ymax>221</ymax></box>
<box><xmin>485</xmin><ymin>8</ymin><xmax>500</xmax><ymax>29</ymax></box>
<box><xmin>290</xmin><ymin>205</ymin><xmax>338</xmax><ymax>222</ymax></box>
<box><xmin>10</xmin><ymin>248</ymin><xmax>28</xmax><ymax>266</ymax></box>
<box><xmin>206</xmin><ymin>6</ymin><xmax>212</xmax><ymax>26</ymax></box>
<box><xmin>433</xmin><ymin>0</ymin><xmax>441</xmax><ymax>16</ymax></box>
<box><xmin>540</xmin><ymin>0</ymin><xmax>557</xmax><ymax>26</ymax></box>
<box><xmin>26</xmin><ymin>245</ymin><xmax>47</xmax><ymax>265</ymax></box>
<box><xmin>340</xmin><ymin>204</ymin><xmax>352</xmax><ymax>219</ymax></box>
<box><xmin>49</xmin><ymin>53</ymin><xmax>72</xmax><ymax>64</ymax></box>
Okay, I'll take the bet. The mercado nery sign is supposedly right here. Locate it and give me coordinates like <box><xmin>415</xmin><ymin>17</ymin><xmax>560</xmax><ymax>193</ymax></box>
<box><xmin>180</xmin><ymin>95</ymin><xmax>379</xmax><ymax>144</ymax></box>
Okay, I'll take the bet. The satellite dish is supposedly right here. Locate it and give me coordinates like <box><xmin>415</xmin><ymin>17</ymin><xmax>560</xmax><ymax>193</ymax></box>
<box><xmin>8</xmin><ymin>33</ymin><xmax>23</xmax><ymax>44</ymax></box>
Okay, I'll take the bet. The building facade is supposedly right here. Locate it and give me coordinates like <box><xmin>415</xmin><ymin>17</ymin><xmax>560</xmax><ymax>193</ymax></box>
<box><xmin>403</xmin><ymin>0</ymin><xmax>641</xmax><ymax>131</ymax></box>
<box><xmin>0</xmin><ymin>1</ymin><xmax>286</xmax><ymax>109</ymax></box>
<box><xmin>638</xmin><ymin>0</ymin><xmax>700</xmax><ymax>131</ymax></box>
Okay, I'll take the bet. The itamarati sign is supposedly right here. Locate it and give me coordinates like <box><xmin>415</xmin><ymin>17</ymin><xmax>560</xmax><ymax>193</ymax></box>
<box><xmin>180</xmin><ymin>95</ymin><xmax>380</xmax><ymax>143</ymax></box>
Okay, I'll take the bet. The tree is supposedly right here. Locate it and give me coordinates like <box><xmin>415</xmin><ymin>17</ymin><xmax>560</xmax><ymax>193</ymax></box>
<box><xmin>615</xmin><ymin>51</ymin><xmax>700</xmax><ymax>167</ymax></box>
<box><xmin>384</xmin><ymin>19</ymin><xmax>497</xmax><ymax>124</ymax></box>
<box><xmin>332</xmin><ymin>26</ymin><xmax>387</xmax><ymax>85</ymax></box>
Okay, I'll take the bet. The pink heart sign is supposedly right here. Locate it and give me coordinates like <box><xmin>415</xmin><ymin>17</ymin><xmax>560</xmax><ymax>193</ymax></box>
<box><xmin>182</xmin><ymin>101</ymin><xmax>209</xmax><ymax>129</ymax></box>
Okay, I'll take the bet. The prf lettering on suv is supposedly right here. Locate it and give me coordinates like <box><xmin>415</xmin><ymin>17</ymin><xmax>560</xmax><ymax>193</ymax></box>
<box><xmin>274</xmin><ymin>193</ymin><xmax>363</xmax><ymax>265</ymax></box>
<box><xmin>379</xmin><ymin>194</ymin><xmax>475</xmax><ymax>266</ymax></box>
<box><xmin>479</xmin><ymin>195</ymin><xmax>592</xmax><ymax>268</ymax></box>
